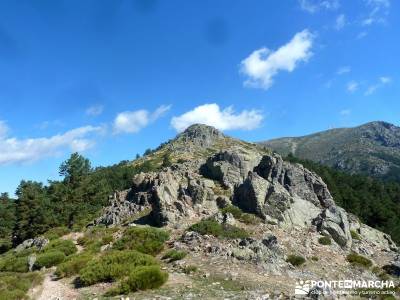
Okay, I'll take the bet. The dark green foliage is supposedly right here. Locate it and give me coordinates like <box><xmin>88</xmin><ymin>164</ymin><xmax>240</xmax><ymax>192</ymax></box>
<box><xmin>162</xmin><ymin>249</ymin><xmax>187</xmax><ymax>262</ymax></box>
<box><xmin>143</xmin><ymin>148</ymin><xmax>153</xmax><ymax>156</ymax></box>
<box><xmin>0</xmin><ymin>272</ymin><xmax>43</xmax><ymax>300</ymax></box>
<box><xmin>79</xmin><ymin>250</ymin><xmax>158</xmax><ymax>286</ymax></box>
<box><xmin>55</xmin><ymin>253</ymin><xmax>93</xmax><ymax>278</ymax></box>
<box><xmin>285</xmin><ymin>154</ymin><xmax>400</xmax><ymax>244</ymax></box>
<box><xmin>220</xmin><ymin>205</ymin><xmax>261</xmax><ymax>225</ymax></box>
<box><xmin>13</xmin><ymin>181</ymin><xmax>54</xmax><ymax>245</ymax></box>
<box><xmin>189</xmin><ymin>219</ymin><xmax>249</xmax><ymax>239</ymax></box>
<box><xmin>113</xmin><ymin>227</ymin><xmax>169</xmax><ymax>256</ymax></box>
<box><xmin>350</xmin><ymin>230</ymin><xmax>361</xmax><ymax>240</ymax></box>
<box><xmin>34</xmin><ymin>251</ymin><xmax>66</xmax><ymax>269</ymax></box>
<box><xmin>9</xmin><ymin>153</ymin><xmax>147</xmax><ymax>244</ymax></box>
<box><xmin>162</xmin><ymin>152</ymin><xmax>172</xmax><ymax>167</ymax></box>
<box><xmin>346</xmin><ymin>253</ymin><xmax>372</xmax><ymax>268</ymax></box>
<box><xmin>43</xmin><ymin>239</ymin><xmax>77</xmax><ymax>256</ymax></box>
<box><xmin>318</xmin><ymin>236</ymin><xmax>332</xmax><ymax>245</ymax></box>
<box><xmin>311</xmin><ymin>256</ymin><xmax>319</xmax><ymax>261</ymax></box>
<box><xmin>0</xmin><ymin>193</ymin><xmax>15</xmax><ymax>253</ymax></box>
<box><xmin>106</xmin><ymin>266</ymin><xmax>168</xmax><ymax>295</ymax></box>
<box><xmin>286</xmin><ymin>255</ymin><xmax>306</xmax><ymax>266</ymax></box>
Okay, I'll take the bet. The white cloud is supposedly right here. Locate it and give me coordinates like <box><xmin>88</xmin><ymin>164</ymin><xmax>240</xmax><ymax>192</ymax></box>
<box><xmin>337</xmin><ymin>66</ymin><xmax>351</xmax><ymax>75</ymax></box>
<box><xmin>86</xmin><ymin>104</ymin><xmax>104</xmax><ymax>116</ymax></box>
<box><xmin>113</xmin><ymin>105</ymin><xmax>170</xmax><ymax>134</ymax></box>
<box><xmin>240</xmin><ymin>30</ymin><xmax>314</xmax><ymax>90</ymax></box>
<box><xmin>357</xmin><ymin>31</ymin><xmax>368</xmax><ymax>39</ymax></box>
<box><xmin>299</xmin><ymin>0</ymin><xmax>339</xmax><ymax>13</ymax></box>
<box><xmin>170</xmin><ymin>103</ymin><xmax>263</xmax><ymax>132</ymax></box>
<box><xmin>362</xmin><ymin>0</ymin><xmax>390</xmax><ymax>26</ymax></box>
<box><xmin>365</xmin><ymin>76</ymin><xmax>392</xmax><ymax>95</ymax></box>
<box><xmin>347</xmin><ymin>81</ymin><xmax>359</xmax><ymax>93</ymax></box>
<box><xmin>335</xmin><ymin>14</ymin><xmax>346</xmax><ymax>30</ymax></box>
<box><xmin>340</xmin><ymin>109</ymin><xmax>351</xmax><ymax>116</ymax></box>
<box><xmin>0</xmin><ymin>124</ymin><xmax>102</xmax><ymax>165</ymax></box>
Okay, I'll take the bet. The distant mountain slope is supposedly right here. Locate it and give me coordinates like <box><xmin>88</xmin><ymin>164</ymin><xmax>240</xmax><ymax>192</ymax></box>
<box><xmin>260</xmin><ymin>121</ymin><xmax>400</xmax><ymax>180</ymax></box>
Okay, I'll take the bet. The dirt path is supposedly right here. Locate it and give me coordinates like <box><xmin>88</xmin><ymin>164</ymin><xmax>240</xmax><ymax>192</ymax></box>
<box><xmin>29</xmin><ymin>271</ymin><xmax>80</xmax><ymax>300</ymax></box>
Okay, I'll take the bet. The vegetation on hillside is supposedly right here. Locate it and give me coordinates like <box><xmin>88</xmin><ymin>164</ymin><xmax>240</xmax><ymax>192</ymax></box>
<box><xmin>285</xmin><ymin>154</ymin><xmax>400</xmax><ymax>244</ymax></box>
<box><xmin>0</xmin><ymin>153</ymin><xmax>161</xmax><ymax>251</ymax></box>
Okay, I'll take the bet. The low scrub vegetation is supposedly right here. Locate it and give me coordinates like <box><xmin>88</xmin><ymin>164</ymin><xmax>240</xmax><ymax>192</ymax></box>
<box><xmin>35</xmin><ymin>251</ymin><xmax>66</xmax><ymax>269</ymax></box>
<box><xmin>350</xmin><ymin>230</ymin><xmax>361</xmax><ymax>240</ymax></box>
<box><xmin>162</xmin><ymin>249</ymin><xmax>187</xmax><ymax>262</ymax></box>
<box><xmin>43</xmin><ymin>227</ymin><xmax>71</xmax><ymax>240</ymax></box>
<box><xmin>43</xmin><ymin>239</ymin><xmax>77</xmax><ymax>256</ymax></box>
<box><xmin>77</xmin><ymin>226</ymin><xmax>118</xmax><ymax>253</ymax></box>
<box><xmin>105</xmin><ymin>266</ymin><xmax>168</xmax><ymax>296</ymax></box>
<box><xmin>0</xmin><ymin>272</ymin><xmax>43</xmax><ymax>300</ymax></box>
<box><xmin>346</xmin><ymin>253</ymin><xmax>372</xmax><ymax>268</ymax></box>
<box><xmin>220</xmin><ymin>205</ymin><xmax>261</xmax><ymax>225</ymax></box>
<box><xmin>189</xmin><ymin>219</ymin><xmax>249</xmax><ymax>239</ymax></box>
<box><xmin>55</xmin><ymin>253</ymin><xmax>93</xmax><ymax>278</ymax></box>
<box><xmin>318</xmin><ymin>236</ymin><xmax>332</xmax><ymax>245</ymax></box>
<box><xmin>286</xmin><ymin>255</ymin><xmax>306</xmax><ymax>267</ymax></box>
<box><xmin>0</xmin><ymin>255</ymin><xmax>29</xmax><ymax>273</ymax></box>
<box><xmin>182</xmin><ymin>265</ymin><xmax>198</xmax><ymax>274</ymax></box>
<box><xmin>79</xmin><ymin>250</ymin><xmax>158</xmax><ymax>286</ymax></box>
<box><xmin>113</xmin><ymin>226</ymin><xmax>169</xmax><ymax>256</ymax></box>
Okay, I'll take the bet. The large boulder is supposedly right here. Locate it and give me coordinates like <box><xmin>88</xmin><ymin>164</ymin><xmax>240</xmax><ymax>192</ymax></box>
<box><xmin>313</xmin><ymin>206</ymin><xmax>352</xmax><ymax>249</ymax></box>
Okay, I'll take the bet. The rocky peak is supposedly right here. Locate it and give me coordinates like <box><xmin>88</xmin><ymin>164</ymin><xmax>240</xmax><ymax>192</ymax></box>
<box><xmin>177</xmin><ymin>124</ymin><xmax>225</xmax><ymax>148</ymax></box>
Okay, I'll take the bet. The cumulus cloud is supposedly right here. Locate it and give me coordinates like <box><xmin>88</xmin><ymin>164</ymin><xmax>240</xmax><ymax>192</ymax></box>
<box><xmin>365</xmin><ymin>76</ymin><xmax>392</xmax><ymax>95</ymax></box>
<box><xmin>170</xmin><ymin>103</ymin><xmax>263</xmax><ymax>132</ymax></box>
<box><xmin>113</xmin><ymin>105</ymin><xmax>170</xmax><ymax>134</ymax></box>
<box><xmin>86</xmin><ymin>104</ymin><xmax>104</xmax><ymax>116</ymax></box>
<box><xmin>299</xmin><ymin>0</ymin><xmax>339</xmax><ymax>13</ymax></box>
<box><xmin>347</xmin><ymin>81</ymin><xmax>359</xmax><ymax>93</ymax></box>
<box><xmin>335</xmin><ymin>14</ymin><xmax>346</xmax><ymax>30</ymax></box>
<box><xmin>0</xmin><ymin>124</ymin><xmax>102</xmax><ymax>165</ymax></box>
<box><xmin>240</xmin><ymin>30</ymin><xmax>314</xmax><ymax>90</ymax></box>
<box><xmin>337</xmin><ymin>66</ymin><xmax>351</xmax><ymax>75</ymax></box>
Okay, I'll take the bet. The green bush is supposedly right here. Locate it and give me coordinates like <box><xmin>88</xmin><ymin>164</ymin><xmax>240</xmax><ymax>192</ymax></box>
<box><xmin>0</xmin><ymin>238</ymin><xmax>12</xmax><ymax>254</ymax></box>
<box><xmin>350</xmin><ymin>230</ymin><xmax>361</xmax><ymax>240</ymax></box>
<box><xmin>346</xmin><ymin>253</ymin><xmax>372</xmax><ymax>268</ymax></box>
<box><xmin>0</xmin><ymin>255</ymin><xmax>29</xmax><ymax>273</ymax></box>
<box><xmin>43</xmin><ymin>239</ymin><xmax>77</xmax><ymax>256</ymax></box>
<box><xmin>318</xmin><ymin>236</ymin><xmax>332</xmax><ymax>245</ymax></box>
<box><xmin>286</xmin><ymin>255</ymin><xmax>306</xmax><ymax>267</ymax></box>
<box><xmin>79</xmin><ymin>250</ymin><xmax>158</xmax><ymax>286</ymax></box>
<box><xmin>220</xmin><ymin>205</ymin><xmax>261</xmax><ymax>225</ymax></box>
<box><xmin>0</xmin><ymin>272</ymin><xmax>43</xmax><ymax>300</ymax></box>
<box><xmin>44</xmin><ymin>227</ymin><xmax>71</xmax><ymax>240</ymax></box>
<box><xmin>182</xmin><ymin>265</ymin><xmax>198</xmax><ymax>274</ymax></box>
<box><xmin>55</xmin><ymin>253</ymin><xmax>93</xmax><ymax>278</ymax></box>
<box><xmin>162</xmin><ymin>249</ymin><xmax>187</xmax><ymax>262</ymax></box>
<box><xmin>113</xmin><ymin>227</ymin><xmax>169</xmax><ymax>256</ymax></box>
<box><xmin>311</xmin><ymin>256</ymin><xmax>319</xmax><ymax>261</ymax></box>
<box><xmin>189</xmin><ymin>219</ymin><xmax>249</xmax><ymax>239</ymax></box>
<box><xmin>106</xmin><ymin>266</ymin><xmax>168</xmax><ymax>296</ymax></box>
<box><xmin>35</xmin><ymin>251</ymin><xmax>66</xmax><ymax>269</ymax></box>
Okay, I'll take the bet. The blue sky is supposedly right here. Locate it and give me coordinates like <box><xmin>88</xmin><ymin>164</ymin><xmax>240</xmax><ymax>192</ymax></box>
<box><xmin>0</xmin><ymin>0</ymin><xmax>398</xmax><ymax>195</ymax></box>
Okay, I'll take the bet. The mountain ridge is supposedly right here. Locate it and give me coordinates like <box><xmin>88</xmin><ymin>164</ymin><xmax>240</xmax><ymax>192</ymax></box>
<box><xmin>260</xmin><ymin>121</ymin><xmax>400</xmax><ymax>180</ymax></box>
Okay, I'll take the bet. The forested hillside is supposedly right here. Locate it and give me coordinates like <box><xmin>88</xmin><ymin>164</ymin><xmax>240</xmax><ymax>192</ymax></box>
<box><xmin>285</xmin><ymin>154</ymin><xmax>400</xmax><ymax>244</ymax></box>
<box><xmin>0</xmin><ymin>153</ymin><xmax>159</xmax><ymax>253</ymax></box>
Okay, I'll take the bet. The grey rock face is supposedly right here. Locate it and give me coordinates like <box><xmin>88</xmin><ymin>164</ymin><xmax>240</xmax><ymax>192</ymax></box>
<box><xmin>202</xmin><ymin>150</ymin><xmax>262</xmax><ymax>190</ymax></box>
<box><xmin>313</xmin><ymin>206</ymin><xmax>352</xmax><ymax>249</ymax></box>
<box><xmin>179</xmin><ymin>124</ymin><xmax>225</xmax><ymax>148</ymax></box>
<box><xmin>28</xmin><ymin>254</ymin><xmax>36</xmax><ymax>272</ymax></box>
<box><xmin>15</xmin><ymin>236</ymin><xmax>49</xmax><ymax>252</ymax></box>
